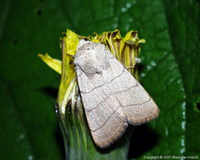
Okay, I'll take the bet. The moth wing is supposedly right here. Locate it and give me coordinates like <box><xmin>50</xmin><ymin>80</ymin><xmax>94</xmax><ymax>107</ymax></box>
<box><xmin>76</xmin><ymin>68</ymin><xmax>128</xmax><ymax>148</ymax></box>
<box><xmin>106</xmin><ymin>53</ymin><xmax>159</xmax><ymax>125</ymax></box>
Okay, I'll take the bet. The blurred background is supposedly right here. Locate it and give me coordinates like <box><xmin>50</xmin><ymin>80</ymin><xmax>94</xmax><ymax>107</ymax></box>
<box><xmin>0</xmin><ymin>0</ymin><xmax>199</xmax><ymax>159</ymax></box>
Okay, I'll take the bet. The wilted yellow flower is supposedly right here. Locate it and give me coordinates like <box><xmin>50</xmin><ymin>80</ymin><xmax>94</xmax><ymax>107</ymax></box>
<box><xmin>38</xmin><ymin>29</ymin><xmax>145</xmax><ymax>115</ymax></box>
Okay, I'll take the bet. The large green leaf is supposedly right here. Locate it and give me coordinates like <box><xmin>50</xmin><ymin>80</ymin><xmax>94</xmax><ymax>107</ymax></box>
<box><xmin>0</xmin><ymin>0</ymin><xmax>199</xmax><ymax>159</ymax></box>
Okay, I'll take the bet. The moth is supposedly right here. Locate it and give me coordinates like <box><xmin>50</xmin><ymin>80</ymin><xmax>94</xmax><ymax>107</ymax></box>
<box><xmin>74</xmin><ymin>39</ymin><xmax>159</xmax><ymax>148</ymax></box>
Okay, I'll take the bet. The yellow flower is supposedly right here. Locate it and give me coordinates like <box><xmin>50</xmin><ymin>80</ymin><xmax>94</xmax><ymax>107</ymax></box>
<box><xmin>38</xmin><ymin>29</ymin><xmax>145</xmax><ymax>115</ymax></box>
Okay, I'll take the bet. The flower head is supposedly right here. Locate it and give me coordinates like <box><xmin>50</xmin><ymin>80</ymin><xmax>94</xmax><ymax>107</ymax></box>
<box><xmin>38</xmin><ymin>29</ymin><xmax>145</xmax><ymax>114</ymax></box>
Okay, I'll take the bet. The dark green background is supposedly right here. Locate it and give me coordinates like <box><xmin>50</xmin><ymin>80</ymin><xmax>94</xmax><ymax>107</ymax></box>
<box><xmin>0</xmin><ymin>0</ymin><xmax>199</xmax><ymax>159</ymax></box>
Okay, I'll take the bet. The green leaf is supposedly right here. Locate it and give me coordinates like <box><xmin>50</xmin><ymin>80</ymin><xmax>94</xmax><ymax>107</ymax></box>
<box><xmin>0</xmin><ymin>0</ymin><xmax>199</xmax><ymax>160</ymax></box>
<box><xmin>163</xmin><ymin>0</ymin><xmax>200</xmax><ymax>157</ymax></box>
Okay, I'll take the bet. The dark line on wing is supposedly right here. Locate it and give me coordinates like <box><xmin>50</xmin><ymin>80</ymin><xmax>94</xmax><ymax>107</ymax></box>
<box><xmin>115</xmin><ymin>82</ymin><xmax>139</xmax><ymax>94</ymax></box>
<box><xmin>123</xmin><ymin>97</ymin><xmax>151</xmax><ymax>107</ymax></box>
<box><xmin>86</xmin><ymin>83</ymin><xmax>139</xmax><ymax>113</ymax></box>
<box><xmin>87</xmin><ymin>93</ymin><xmax>111</xmax><ymax>112</ymax></box>
<box><xmin>89</xmin><ymin>90</ymin><xmax>150</xmax><ymax>132</ymax></box>
<box><xmin>91</xmin><ymin>108</ymin><xmax>119</xmax><ymax>132</ymax></box>
<box><xmin>80</xmin><ymin>67</ymin><xmax>125</xmax><ymax>94</ymax></box>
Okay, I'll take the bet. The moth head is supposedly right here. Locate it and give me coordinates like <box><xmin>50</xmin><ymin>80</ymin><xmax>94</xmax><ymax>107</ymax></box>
<box><xmin>74</xmin><ymin>40</ymin><xmax>109</xmax><ymax>76</ymax></box>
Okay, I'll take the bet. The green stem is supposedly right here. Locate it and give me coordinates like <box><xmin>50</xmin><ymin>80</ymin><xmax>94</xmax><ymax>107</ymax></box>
<box><xmin>56</xmin><ymin>102</ymin><xmax>131</xmax><ymax>160</ymax></box>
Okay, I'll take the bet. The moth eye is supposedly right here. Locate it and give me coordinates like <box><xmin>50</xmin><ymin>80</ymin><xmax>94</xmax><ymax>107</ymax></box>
<box><xmin>86</xmin><ymin>47</ymin><xmax>95</xmax><ymax>50</ymax></box>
